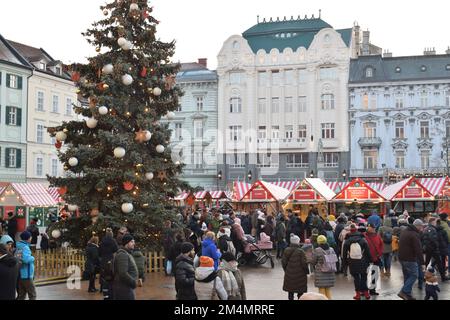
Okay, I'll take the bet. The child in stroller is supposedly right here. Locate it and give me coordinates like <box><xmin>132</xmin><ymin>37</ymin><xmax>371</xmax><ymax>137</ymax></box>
<box><xmin>236</xmin><ymin>232</ymin><xmax>275</xmax><ymax>268</ymax></box>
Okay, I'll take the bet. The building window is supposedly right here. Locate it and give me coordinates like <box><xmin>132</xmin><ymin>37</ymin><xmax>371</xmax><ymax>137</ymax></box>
<box><xmin>395</xmin><ymin>95</ymin><xmax>404</xmax><ymax>109</ymax></box>
<box><xmin>194</xmin><ymin>120</ymin><xmax>203</xmax><ymax>139</ymax></box>
<box><xmin>324</xmin><ymin>152</ymin><xmax>339</xmax><ymax>167</ymax></box>
<box><xmin>321</xmin><ymin>94</ymin><xmax>335</xmax><ymax>110</ymax></box>
<box><xmin>257</xmin><ymin>153</ymin><xmax>278</xmax><ymax>168</ymax></box>
<box><xmin>7</xmin><ymin>149</ymin><xmax>18</xmax><ymax>168</ymax></box>
<box><xmin>298</xmin><ymin>69</ymin><xmax>307</xmax><ymax>83</ymax></box>
<box><xmin>446</xmin><ymin>91</ymin><xmax>450</xmax><ymax>107</ymax></box>
<box><xmin>395</xmin><ymin>67</ymin><xmax>401</xmax><ymax>73</ymax></box>
<box><xmin>321</xmin><ymin>123</ymin><xmax>335</xmax><ymax>139</ymax></box>
<box><xmin>384</xmin><ymin>94</ymin><xmax>391</xmax><ymax>108</ymax></box>
<box><xmin>271</xmin><ymin>97</ymin><xmax>280</xmax><ymax>113</ymax></box>
<box><xmin>285</xmin><ymin>70</ymin><xmax>294</xmax><ymax>85</ymax></box>
<box><xmin>285</xmin><ymin>97</ymin><xmax>293</xmax><ymax>113</ymax></box>
<box><xmin>52</xmin><ymin>95</ymin><xmax>59</xmax><ymax>113</ymax></box>
<box><xmin>298</xmin><ymin>125</ymin><xmax>307</xmax><ymax>139</ymax></box>
<box><xmin>258</xmin><ymin>71</ymin><xmax>267</xmax><ymax>86</ymax></box>
<box><xmin>36</xmin><ymin>157</ymin><xmax>43</xmax><ymax>176</ymax></box>
<box><xmin>37</xmin><ymin>124</ymin><xmax>44</xmax><ymax>143</ymax></box>
<box><xmin>176</xmin><ymin>104</ymin><xmax>182</xmax><ymax>112</ymax></box>
<box><xmin>196</xmin><ymin>96</ymin><xmax>204</xmax><ymax>111</ymax></box>
<box><xmin>229</xmin><ymin>72</ymin><xmax>244</xmax><ymax>84</ymax></box>
<box><xmin>446</xmin><ymin>120</ymin><xmax>450</xmax><ymax>138</ymax></box>
<box><xmin>362</xmin><ymin>93</ymin><xmax>369</xmax><ymax>109</ymax></box>
<box><xmin>365</xmin><ymin>67</ymin><xmax>374</xmax><ymax>78</ymax></box>
<box><xmin>258</xmin><ymin>98</ymin><xmax>266</xmax><ymax>113</ymax></box>
<box><xmin>55</xmin><ymin>67</ymin><xmax>61</xmax><ymax>75</ymax></box>
<box><xmin>395</xmin><ymin>122</ymin><xmax>405</xmax><ymax>139</ymax></box>
<box><xmin>271</xmin><ymin>70</ymin><xmax>281</xmax><ymax>86</ymax></box>
<box><xmin>37</xmin><ymin>91</ymin><xmax>44</xmax><ymax>111</ymax></box>
<box><xmin>230</xmin><ymin>152</ymin><xmax>245</xmax><ymax>168</ymax></box>
<box><xmin>363</xmin><ymin>122</ymin><xmax>377</xmax><ymax>138</ymax></box>
<box><xmin>7</xmin><ymin>74</ymin><xmax>21</xmax><ymax>89</ymax></box>
<box><xmin>39</xmin><ymin>62</ymin><xmax>46</xmax><ymax>70</ymax></box>
<box><xmin>285</xmin><ymin>125</ymin><xmax>293</xmax><ymax>139</ymax></box>
<box><xmin>229</xmin><ymin>126</ymin><xmax>242</xmax><ymax>141</ymax></box>
<box><xmin>258</xmin><ymin>126</ymin><xmax>266</xmax><ymax>139</ymax></box>
<box><xmin>175</xmin><ymin>123</ymin><xmax>182</xmax><ymax>140</ymax></box>
<box><xmin>287</xmin><ymin>153</ymin><xmax>309</xmax><ymax>168</ymax></box>
<box><xmin>194</xmin><ymin>152</ymin><xmax>203</xmax><ymax>169</ymax></box>
<box><xmin>421</xmin><ymin>150</ymin><xmax>430</xmax><ymax>169</ymax></box>
<box><xmin>370</xmin><ymin>94</ymin><xmax>377</xmax><ymax>109</ymax></box>
<box><xmin>420</xmin><ymin>121</ymin><xmax>429</xmax><ymax>139</ymax></box>
<box><xmin>298</xmin><ymin>96</ymin><xmax>307</xmax><ymax>112</ymax></box>
<box><xmin>420</xmin><ymin>91</ymin><xmax>428</xmax><ymax>108</ymax></box>
<box><xmin>363</xmin><ymin>150</ymin><xmax>378</xmax><ymax>170</ymax></box>
<box><xmin>271</xmin><ymin>126</ymin><xmax>280</xmax><ymax>139</ymax></box>
<box><xmin>66</xmin><ymin>98</ymin><xmax>72</xmax><ymax>115</ymax></box>
<box><xmin>319</xmin><ymin>67</ymin><xmax>337</xmax><ymax>80</ymax></box>
<box><xmin>51</xmin><ymin>158</ymin><xmax>58</xmax><ymax>177</ymax></box>
<box><xmin>230</xmin><ymin>97</ymin><xmax>242</xmax><ymax>113</ymax></box>
<box><xmin>395</xmin><ymin>150</ymin><xmax>405</xmax><ymax>169</ymax></box>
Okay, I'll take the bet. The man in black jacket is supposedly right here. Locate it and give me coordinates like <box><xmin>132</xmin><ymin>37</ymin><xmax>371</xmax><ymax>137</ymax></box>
<box><xmin>422</xmin><ymin>217</ymin><xmax>449</xmax><ymax>281</ymax></box>
<box><xmin>174</xmin><ymin>242</ymin><xmax>197</xmax><ymax>300</ymax></box>
<box><xmin>0</xmin><ymin>243</ymin><xmax>19</xmax><ymax>300</ymax></box>
<box><xmin>398</xmin><ymin>219</ymin><xmax>426</xmax><ymax>300</ymax></box>
<box><xmin>6</xmin><ymin>212</ymin><xmax>18</xmax><ymax>243</ymax></box>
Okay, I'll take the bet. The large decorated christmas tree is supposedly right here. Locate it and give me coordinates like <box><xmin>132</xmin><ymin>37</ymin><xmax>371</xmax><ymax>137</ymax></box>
<box><xmin>48</xmin><ymin>0</ymin><xmax>189</xmax><ymax>249</ymax></box>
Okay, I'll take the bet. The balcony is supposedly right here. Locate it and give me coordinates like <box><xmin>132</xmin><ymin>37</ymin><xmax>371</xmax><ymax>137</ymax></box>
<box><xmin>279</xmin><ymin>138</ymin><xmax>307</xmax><ymax>149</ymax></box>
<box><xmin>350</xmin><ymin>168</ymin><xmax>384</xmax><ymax>177</ymax></box>
<box><xmin>321</xmin><ymin>139</ymin><xmax>340</xmax><ymax>149</ymax></box>
<box><xmin>358</xmin><ymin>137</ymin><xmax>382</xmax><ymax>148</ymax></box>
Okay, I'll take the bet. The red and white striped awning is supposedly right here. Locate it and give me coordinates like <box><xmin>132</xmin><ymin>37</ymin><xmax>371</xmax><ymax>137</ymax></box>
<box><xmin>174</xmin><ymin>192</ymin><xmax>190</xmax><ymax>201</ymax></box>
<box><xmin>195</xmin><ymin>191</ymin><xmax>210</xmax><ymax>200</ymax></box>
<box><xmin>12</xmin><ymin>183</ymin><xmax>58</xmax><ymax>207</ymax></box>
<box><xmin>367</xmin><ymin>182</ymin><xmax>386</xmax><ymax>192</ymax></box>
<box><xmin>210</xmin><ymin>191</ymin><xmax>229</xmax><ymax>199</ymax></box>
<box><xmin>47</xmin><ymin>187</ymin><xmax>63</xmax><ymax>203</ymax></box>
<box><xmin>270</xmin><ymin>181</ymin><xmax>301</xmax><ymax>192</ymax></box>
<box><xmin>233</xmin><ymin>182</ymin><xmax>252</xmax><ymax>201</ymax></box>
<box><xmin>419</xmin><ymin>178</ymin><xmax>447</xmax><ymax>196</ymax></box>
<box><xmin>325</xmin><ymin>181</ymin><xmax>349</xmax><ymax>193</ymax></box>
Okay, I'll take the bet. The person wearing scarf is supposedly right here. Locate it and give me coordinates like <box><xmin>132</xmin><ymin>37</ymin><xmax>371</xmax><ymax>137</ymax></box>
<box><xmin>217</xmin><ymin>252</ymin><xmax>246</xmax><ymax>300</ymax></box>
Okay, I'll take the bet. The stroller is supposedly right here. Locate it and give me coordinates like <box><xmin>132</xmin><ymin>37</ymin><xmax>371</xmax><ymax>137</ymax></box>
<box><xmin>236</xmin><ymin>232</ymin><xmax>274</xmax><ymax>269</ymax></box>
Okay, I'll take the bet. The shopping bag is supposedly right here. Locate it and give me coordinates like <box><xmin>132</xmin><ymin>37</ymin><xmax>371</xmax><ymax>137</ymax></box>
<box><xmin>166</xmin><ymin>260</ymin><xmax>173</xmax><ymax>275</ymax></box>
<box><xmin>367</xmin><ymin>264</ymin><xmax>381</xmax><ymax>291</ymax></box>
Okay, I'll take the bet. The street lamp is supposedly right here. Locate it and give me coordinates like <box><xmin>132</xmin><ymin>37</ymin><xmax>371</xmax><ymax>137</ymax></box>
<box><xmin>217</xmin><ymin>171</ymin><xmax>222</xmax><ymax>190</ymax></box>
<box><xmin>310</xmin><ymin>170</ymin><xmax>314</xmax><ymax>178</ymax></box>
<box><xmin>247</xmin><ymin>170</ymin><xmax>252</xmax><ymax>182</ymax></box>
<box><xmin>342</xmin><ymin>170</ymin><xmax>347</xmax><ymax>181</ymax></box>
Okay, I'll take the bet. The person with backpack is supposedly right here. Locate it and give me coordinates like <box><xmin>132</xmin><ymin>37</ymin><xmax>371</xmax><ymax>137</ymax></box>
<box><xmin>202</xmin><ymin>232</ymin><xmax>222</xmax><ymax>271</ymax></box>
<box><xmin>311</xmin><ymin>235</ymin><xmax>337</xmax><ymax>299</ymax></box>
<box><xmin>378</xmin><ymin>218</ymin><xmax>394</xmax><ymax>277</ymax></box>
<box><xmin>367</xmin><ymin>212</ymin><xmax>382</xmax><ymax>232</ymax></box>
<box><xmin>364</xmin><ymin>223</ymin><xmax>384</xmax><ymax>296</ymax></box>
<box><xmin>422</xmin><ymin>217</ymin><xmax>449</xmax><ymax>281</ymax></box>
<box><xmin>217</xmin><ymin>227</ymin><xmax>236</xmax><ymax>258</ymax></box>
<box><xmin>195</xmin><ymin>256</ymin><xmax>228</xmax><ymax>300</ymax></box>
<box><xmin>99</xmin><ymin>228</ymin><xmax>118</xmax><ymax>299</ymax></box>
<box><xmin>324</xmin><ymin>222</ymin><xmax>337</xmax><ymax>251</ymax></box>
<box><xmin>112</xmin><ymin>234</ymin><xmax>139</xmax><ymax>300</ymax></box>
<box><xmin>275</xmin><ymin>215</ymin><xmax>287</xmax><ymax>259</ymax></box>
<box><xmin>174</xmin><ymin>242</ymin><xmax>197</xmax><ymax>300</ymax></box>
<box><xmin>0</xmin><ymin>243</ymin><xmax>19</xmax><ymax>300</ymax></box>
<box><xmin>217</xmin><ymin>252</ymin><xmax>246</xmax><ymax>300</ymax></box>
<box><xmin>438</xmin><ymin>213</ymin><xmax>450</xmax><ymax>274</ymax></box>
<box><xmin>342</xmin><ymin>224</ymin><xmax>373</xmax><ymax>300</ymax></box>
<box><xmin>16</xmin><ymin>231</ymin><xmax>36</xmax><ymax>300</ymax></box>
<box><xmin>282</xmin><ymin>235</ymin><xmax>309</xmax><ymax>300</ymax></box>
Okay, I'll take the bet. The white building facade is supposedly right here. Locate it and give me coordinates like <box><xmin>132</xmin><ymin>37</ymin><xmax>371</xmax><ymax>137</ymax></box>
<box><xmin>217</xmin><ymin>16</ymin><xmax>363</xmax><ymax>184</ymax></box>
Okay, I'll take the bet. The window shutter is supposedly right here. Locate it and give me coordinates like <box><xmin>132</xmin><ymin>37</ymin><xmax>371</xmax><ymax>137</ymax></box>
<box><xmin>5</xmin><ymin>107</ymin><xmax>10</xmax><ymax>125</ymax></box>
<box><xmin>16</xmin><ymin>149</ymin><xmax>22</xmax><ymax>168</ymax></box>
<box><xmin>5</xmin><ymin>148</ymin><xmax>10</xmax><ymax>168</ymax></box>
<box><xmin>6</xmin><ymin>74</ymin><xmax>10</xmax><ymax>88</ymax></box>
<box><xmin>17</xmin><ymin>76</ymin><xmax>23</xmax><ymax>90</ymax></box>
<box><xmin>16</xmin><ymin>108</ymin><xmax>22</xmax><ymax>126</ymax></box>
<box><xmin>0</xmin><ymin>72</ymin><xmax>2</xmax><ymax>85</ymax></box>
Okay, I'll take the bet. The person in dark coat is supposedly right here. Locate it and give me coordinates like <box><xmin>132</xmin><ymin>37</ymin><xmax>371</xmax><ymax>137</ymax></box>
<box><xmin>98</xmin><ymin>228</ymin><xmax>118</xmax><ymax>299</ymax></box>
<box><xmin>116</xmin><ymin>226</ymin><xmax>128</xmax><ymax>246</ymax></box>
<box><xmin>436</xmin><ymin>219</ymin><xmax>449</xmax><ymax>281</ymax></box>
<box><xmin>162</xmin><ymin>221</ymin><xmax>175</xmax><ymax>275</ymax></box>
<box><xmin>275</xmin><ymin>215</ymin><xmax>287</xmax><ymax>259</ymax></box>
<box><xmin>131</xmin><ymin>247</ymin><xmax>145</xmax><ymax>286</ymax></box>
<box><xmin>334</xmin><ymin>217</ymin><xmax>346</xmax><ymax>272</ymax></box>
<box><xmin>112</xmin><ymin>234</ymin><xmax>138</xmax><ymax>300</ymax></box>
<box><xmin>26</xmin><ymin>218</ymin><xmax>40</xmax><ymax>247</ymax></box>
<box><xmin>422</xmin><ymin>218</ymin><xmax>449</xmax><ymax>281</ymax></box>
<box><xmin>174</xmin><ymin>242</ymin><xmax>197</xmax><ymax>300</ymax></box>
<box><xmin>240</xmin><ymin>212</ymin><xmax>251</xmax><ymax>235</ymax></box>
<box><xmin>85</xmin><ymin>236</ymin><xmax>101</xmax><ymax>292</ymax></box>
<box><xmin>342</xmin><ymin>224</ymin><xmax>373</xmax><ymax>300</ymax></box>
<box><xmin>0</xmin><ymin>243</ymin><xmax>19</xmax><ymax>300</ymax></box>
<box><xmin>282</xmin><ymin>235</ymin><xmax>309</xmax><ymax>300</ymax></box>
<box><xmin>262</xmin><ymin>215</ymin><xmax>275</xmax><ymax>242</ymax></box>
<box><xmin>6</xmin><ymin>212</ymin><xmax>18</xmax><ymax>242</ymax></box>
<box><xmin>169</xmin><ymin>233</ymin><xmax>185</xmax><ymax>272</ymax></box>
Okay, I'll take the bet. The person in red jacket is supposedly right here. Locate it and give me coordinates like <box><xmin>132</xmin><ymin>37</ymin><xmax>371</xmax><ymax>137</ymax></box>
<box><xmin>364</xmin><ymin>223</ymin><xmax>384</xmax><ymax>296</ymax></box>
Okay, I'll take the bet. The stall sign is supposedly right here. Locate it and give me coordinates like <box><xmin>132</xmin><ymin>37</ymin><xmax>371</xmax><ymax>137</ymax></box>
<box><xmin>292</xmin><ymin>190</ymin><xmax>315</xmax><ymax>200</ymax></box>
<box><xmin>346</xmin><ymin>188</ymin><xmax>369</xmax><ymax>199</ymax></box>
<box><xmin>404</xmin><ymin>187</ymin><xmax>422</xmax><ymax>198</ymax></box>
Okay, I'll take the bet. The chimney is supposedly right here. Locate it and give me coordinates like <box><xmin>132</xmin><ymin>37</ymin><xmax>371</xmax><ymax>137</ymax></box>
<box><xmin>198</xmin><ymin>58</ymin><xmax>207</xmax><ymax>68</ymax></box>
<box><xmin>424</xmin><ymin>47</ymin><xmax>436</xmax><ymax>55</ymax></box>
<box><xmin>362</xmin><ymin>30</ymin><xmax>370</xmax><ymax>56</ymax></box>
<box><xmin>383</xmin><ymin>50</ymin><xmax>392</xmax><ymax>58</ymax></box>
<box><xmin>446</xmin><ymin>47</ymin><xmax>450</xmax><ymax>55</ymax></box>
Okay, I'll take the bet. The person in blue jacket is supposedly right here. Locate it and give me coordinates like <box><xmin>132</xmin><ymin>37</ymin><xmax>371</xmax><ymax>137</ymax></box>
<box><xmin>201</xmin><ymin>231</ymin><xmax>222</xmax><ymax>271</ymax></box>
<box><xmin>367</xmin><ymin>211</ymin><xmax>382</xmax><ymax>231</ymax></box>
<box><xmin>16</xmin><ymin>231</ymin><xmax>36</xmax><ymax>300</ymax></box>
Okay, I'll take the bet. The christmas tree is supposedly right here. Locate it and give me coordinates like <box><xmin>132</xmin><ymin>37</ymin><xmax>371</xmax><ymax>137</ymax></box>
<box><xmin>47</xmin><ymin>0</ymin><xmax>189</xmax><ymax>249</ymax></box>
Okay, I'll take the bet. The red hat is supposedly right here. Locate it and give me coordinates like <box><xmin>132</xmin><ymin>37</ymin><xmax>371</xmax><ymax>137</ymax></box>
<box><xmin>199</xmin><ymin>256</ymin><xmax>214</xmax><ymax>268</ymax></box>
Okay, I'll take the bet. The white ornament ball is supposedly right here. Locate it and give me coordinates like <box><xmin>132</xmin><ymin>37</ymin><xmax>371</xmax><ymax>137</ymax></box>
<box><xmin>103</xmin><ymin>9</ymin><xmax>109</xmax><ymax>16</ymax></box>
<box><xmin>145</xmin><ymin>172</ymin><xmax>154</xmax><ymax>181</ymax></box>
<box><xmin>130</xmin><ymin>3</ymin><xmax>139</xmax><ymax>11</ymax></box>
<box><xmin>102</xmin><ymin>64</ymin><xmax>114</xmax><ymax>75</ymax></box>
<box><xmin>51</xmin><ymin>229</ymin><xmax>62</xmax><ymax>239</ymax></box>
<box><xmin>68</xmin><ymin>204</ymin><xmax>78</xmax><ymax>212</ymax></box>
<box><xmin>122</xmin><ymin>74</ymin><xmax>133</xmax><ymax>86</ymax></box>
<box><xmin>114</xmin><ymin>147</ymin><xmax>126</xmax><ymax>158</ymax></box>
<box><xmin>121</xmin><ymin>203</ymin><xmax>134</xmax><ymax>214</ymax></box>
<box><xmin>175</xmin><ymin>161</ymin><xmax>181</xmax><ymax>166</ymax></box>
<box><xmin>156</xmin><ymin>145</ymin><xmax>165</xmax><ymax>153</ymax></box>
<box><xmin>56</xmin><ymin>131</ymin><xmax>67</xmax><ymax>142</ymax></box>
<box><xmin>144</xmin><ymin>131</ymin><xmax>152</xmax><ymax>142</ymax></box>
<box><xmin>152</xmin><ymin>87</ymin><xmax>162</xmax><ymax>96</ymax></box>
<box><xmin>68</xmin><ymin>157</ymin><xmax>79</xmax><ymax>167</ymax></box>
<box><xmin>86</xmin><ymin>118</ymin><xmax>98</xmax><ymax>129</ymax></box>
<box><xmin>98</xmin><ymin>106</ymin><xmax>109</xmax><ymax>115</ymax></box>
<box><xmin>117</xmin><ymin>37</ymin><xmax>127</xmax><ymax>47</ymax></box>
<box><xmin>167</xmin><ymin>112</ymin><xmax>175</xmax><ymax>120</ymax></box>
<box><xmin>121</xmin><ymin>41</ymin><xmax>133</xmax><ymax>51</ymax></box>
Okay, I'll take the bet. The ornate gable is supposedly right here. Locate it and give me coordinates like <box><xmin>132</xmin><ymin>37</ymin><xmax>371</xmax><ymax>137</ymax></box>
<box><xmin>359</xmin><ymin>113</ymin><xmax>380</xmax><ymax>122</ymax></box>
<box><xmin>392</xmin><ymin>113</ymin><xmax>408</xmax><ymax>121</ymax></box>
<box><xmin>417</xmin><ymin>140</ymin><xmax>433</xmax><ymax>150</ymax></box>
<box><xmin>417</xmin><ymin>112</ymin><xmax>432</xmax><ymax>120</ymax></box>
<box><xmin>392</xmin><ymin>140</ymin><xmax>408</xmax><ymax>150</ymax></box>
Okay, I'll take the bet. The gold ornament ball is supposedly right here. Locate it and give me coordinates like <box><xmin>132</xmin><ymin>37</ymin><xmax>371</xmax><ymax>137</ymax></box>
<box><xmin>96</xmin><ymin>47</ymin><xmax>101</xmax><ymax>52</ymax></box>
<box><xmin>103</xmin><ymin>83</ymin><xmax>110</xmax><ymax>90</ymax></box>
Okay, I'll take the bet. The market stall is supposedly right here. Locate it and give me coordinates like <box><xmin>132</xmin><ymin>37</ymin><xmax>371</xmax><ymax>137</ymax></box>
<box><xmin>284</xmin><ymin>178</ymin><xmax>336</xmax><ymax>221</ymax></box>
<box><xmin>331</xmin><ymin>178</ymin><xmax>387</xmax><ymax>216</ymax></box>
<box><xmin>425</xmin><ymin>177</ymin><xmax>450</xmax><ymax>214</ymax></box>
<box><xmin>231</xmin><ymin>181</ymin><xmax>252</xmax><ymax>212</ymax></box>
<box><xmin>210</xmin><ymin>191</ymin><xmax>231</xmax><ymax>208</ymax></box>
<box><xmin>381</xmin><ymin>177</ymin><xmax>435</xmax><ymax>218</ymax></box>
<box><xmin>239</xmin><ymin>180</ymin><xmax>290</xmax><ymax>215</ymax></box>
<box><xmin>173</xmin><ymin>191</ymin><xmax>196</xmax><ymax>207</ymax></box>
<box><xmin>194</xmin><ymin>191</ymin><xmax>212</xmax><ymax>209</ymax></box>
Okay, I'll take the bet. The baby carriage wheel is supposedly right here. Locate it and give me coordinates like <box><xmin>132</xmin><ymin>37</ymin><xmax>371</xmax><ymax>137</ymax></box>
<box><xmin>237</xmin><ymin>256</ymin><xmax>247</xmax><ymax>267</ymax></box>
<box><xmin>270</xmin><ymin>257</ymin><xmax>275</xmax><ymax>269</ymax></box>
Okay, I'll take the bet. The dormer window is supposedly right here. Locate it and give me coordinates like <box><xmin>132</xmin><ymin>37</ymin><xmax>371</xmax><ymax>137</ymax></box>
<box><xmin>39</xmin><ymin>62</ymin><xmax>46</xmax><ymax>70</ymax></box>
<box><xmin>365</xmin><ymin>67</ymin><xmax>374</xmax><ymax>78</ymax></box>
<box><xmin>55</xmin><ymin>66</ymin><xmax>61</xmax><ymax>75</ymax></box>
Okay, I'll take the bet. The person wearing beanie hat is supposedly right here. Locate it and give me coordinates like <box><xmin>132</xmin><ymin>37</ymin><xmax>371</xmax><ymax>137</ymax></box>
<box><xmin>194</xmin><ymin>256</ymin><xmax>228</xmax><ymax>300</ymax></box>
<box><xmin>312</xmin><ymin>234</ymin><xmax>337</xmax><ymax>299</ymax></box>
<box><xmin>217</xmin><ymin>251</ymin><xmax>247</xmax><ymax>300</ymax></box>
<box><xmin>16</xmin><ymin>230</ymin><xmax>36</xmax><ymax>300</ymax></box>
<box><xmin>175</xmin><ymin>242</ymin><xmax>197</xmax><ymax>300</ymax></box>
<box><xmin>0</xmin><ymin>235</ymin><xmax>14</xmax><ymax>253</ymax></box>
<box><xmin>112</xmin><ymin>234</ymin><xmax>138</xmax><ymax>300</ymax></box>
<box><xmin>282</xmin><ymin>231</ymin><xmax>309</xmax><ymax>300</ymax></box>
<box><xmin>217</xmin><ymin>227</ymin><xmax>236</xmax><ymax>258</ymax></box>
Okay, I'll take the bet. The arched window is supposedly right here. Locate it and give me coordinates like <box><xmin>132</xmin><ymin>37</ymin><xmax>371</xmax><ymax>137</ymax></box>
<box><xmin>230</xmin><ymin>97</ymin><xmax>242</xmax><ymax>113</ymax></box>
<box><xmin>321</xmin><ymin>94</ymin><xmax>335</xmax><ymax>110</ymax></box>
<box><xmin>365</xmin><ymin>67</ymin><xmax>374</xmax><ymax>78</ymax></box>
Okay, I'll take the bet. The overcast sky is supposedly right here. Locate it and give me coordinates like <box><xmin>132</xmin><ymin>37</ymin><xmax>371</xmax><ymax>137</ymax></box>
<box><xmin>1</xmin><ymin>0</ymin><xmax>449</xmax><ymax>69</ymax></box>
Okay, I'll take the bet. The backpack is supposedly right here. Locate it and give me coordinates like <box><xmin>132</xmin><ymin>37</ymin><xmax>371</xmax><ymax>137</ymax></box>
<box><xmin>325</xmin><ymin>230</ymin><xmax>336</xmax><ymax>247</ymax></box>
<box><xmin>13</xmin><ymin>248</ymin><xmax>23</xmax><ymax>268</ymax></box>
<box><xmin>320</xmin><ymin>248</ymin><xmax>338</xmax><ymax>273</ymax></box>
<box><xmin>349</xmin><ymin>241</ymin><xmax>363</xmax><ymax>260</ymax></box>
<box><xmin>382</xmin><ymin>230</ymin><xmax>393</xmax><ymax>244</ymax></box>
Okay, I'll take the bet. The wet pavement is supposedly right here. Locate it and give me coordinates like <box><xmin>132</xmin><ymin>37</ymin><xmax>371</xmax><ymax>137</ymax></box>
<box><xmin>36</xmin><ymin>258</ymin><xmax>450</xmax><ymax>300</ymax></box>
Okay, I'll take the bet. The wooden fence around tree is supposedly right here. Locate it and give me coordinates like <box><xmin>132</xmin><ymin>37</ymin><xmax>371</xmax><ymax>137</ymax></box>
<box><xmin>34</xmin><ymin>249</ymin><xmax>165</xmax><ymax>283</ymax></box>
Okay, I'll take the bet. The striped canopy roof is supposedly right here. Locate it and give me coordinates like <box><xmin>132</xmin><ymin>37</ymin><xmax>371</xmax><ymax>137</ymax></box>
<box><xmin>325</xmin><ymin>181</ymin><xmax>349</xmax><ymax>193</ymax></box>
<box><xmin>210</xmin><ymin>191</ymin><xmax>229</xmax><ymax>199</ymax></box>
<box><xmin>367</xmin><ymin>182</ymin><xmax>387</xmax><ymax>192</ymax></box>
<box><xmin>233</xmin><ymin>181</ymin><xmax>252</xmax><ymax>201</ymax></box>
<box><xmin>270</xmin><ymin>181</ymin><xmax>301</xmax><ymax>192</ymax></box>
<box><xmin>47</xmin><ymin>187</ymin><xmax>63</xmax><ymax>202</ymax></box>
<box><xmin>419</xmin><ymin>178</ymin><xmax>447</xmax><ymax>196</ymax></box>
<box><xmin>194</xmin><ymin>191</ymin><xmax>211</xmax><ymax>200</ymax></box>
<box><xmin>174</xmin><ymin>192</ymin><xmax>190</xmax><ymax>201</ymax></box>
<box><xmin>11</xmin><ymin>183</ymin><xmax>57</xmax><ymax>207</ymax></box>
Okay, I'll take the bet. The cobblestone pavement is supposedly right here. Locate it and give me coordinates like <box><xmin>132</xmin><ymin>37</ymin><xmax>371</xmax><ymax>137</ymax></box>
<box><xmin>36</xmin><ymin>258</ymin><xmax>450</xmax><ymax>300</ymax></box>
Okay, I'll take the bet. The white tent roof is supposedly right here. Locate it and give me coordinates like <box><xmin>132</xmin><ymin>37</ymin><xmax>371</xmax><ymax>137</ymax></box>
<box><xmin>259</xmin><ymin>181</ymin><xmax>290</xmax><ymax>201</ymax></box>
<box><xmin>305</xmin><ymin>178</ymin><xmax>336</xmax><ymax>201</ymax></box>
<box><xmin>380</xmin><ymin>178</ymin><xmax>411</xmax><ymax>200</ymax></box>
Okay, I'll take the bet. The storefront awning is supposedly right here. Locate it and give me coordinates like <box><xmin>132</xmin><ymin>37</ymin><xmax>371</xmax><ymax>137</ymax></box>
<box><xmin>381</xmin><ymin>177</ymin><xmax>434</xmax><ymax>201</ymax></box>
<box><xmin>233</xmin><ymin>182</ymin><xmax>252</xmax><ymax>201</ymax></box>
<box><xmin>270</xmin><ymin>181</ymin><xmax>301</xmax><ymax>193</ymax></box>
<box><xmin>11</xmin><ymin>183</ymin><xmax>58</xmax><ymax>207</ymax></box>
<box><xmin>174</xmin><ymin>192</ymin><xmax>190</xmax><ymax>201</ymax></box>
<box><xmin>241</xmin><ymin>180</ymin><xmax>290</xmax><ymax>202</ymax></box>
<box><xmin>47</xmin><ymin>187</ymin><xmax>63</xmax><ymax>203</ymax></box>
<box><xmin>287</xmin><ymin>178</ymin><xmax>336</xmax><ymax>203</ymax></box>
<box><xmin>333</xmin><ymin>178</ymin><xmax>386</xmax><ymax>202</ymax></box>
<box><xmin>419</xmin><ymin>178</ymin><xmax>447</xmax><ymax>197</ymax></box>
<box><xmin>210</xmin><ymin>191</ymin><xmax>229</xmax><ymax>199</ymax></box>
<box><xmin>325</xmin><ymin>181</ymin><xmax>349</xmax><ymax>193</ymax></box>
<box><xmin>195</xmin><ymin>191</ymin><xmax>211</xmax><ymax>200</ymax></box>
